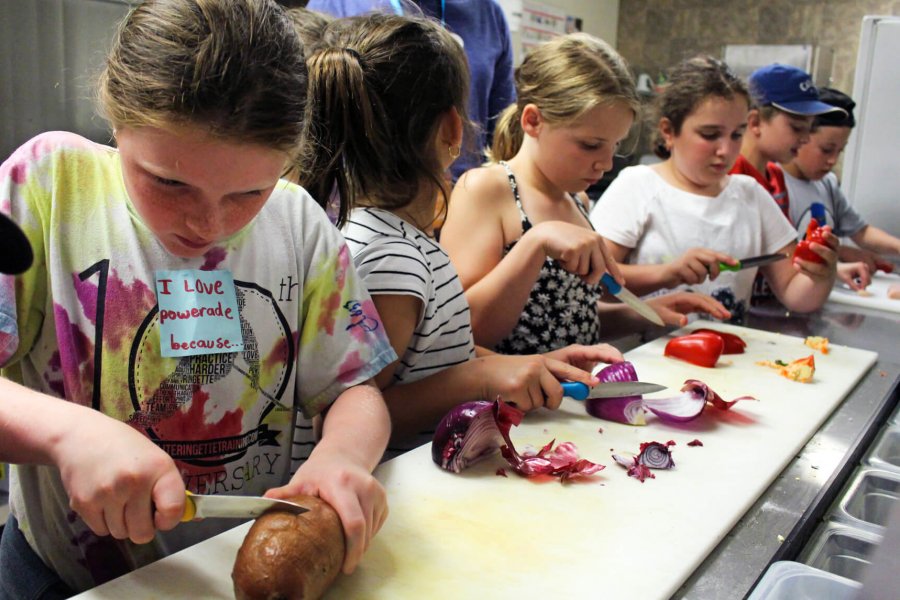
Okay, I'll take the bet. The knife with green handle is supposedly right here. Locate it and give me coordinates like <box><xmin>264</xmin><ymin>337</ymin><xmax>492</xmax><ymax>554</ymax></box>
<box><xmin>718</xmin><ymin>253</ymin><xmax>788</xmax><ymax>272</ymax></box>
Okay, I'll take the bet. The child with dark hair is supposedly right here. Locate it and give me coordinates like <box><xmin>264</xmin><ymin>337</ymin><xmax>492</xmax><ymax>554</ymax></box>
<box><xmin>773</xmin><ymin>87</ymin><xmax>900</xmax><ymax>289</ymax></box>
<box><xmin>591</xmin><ymin>56</ymin><xmax>838</xmax><ymax>324</ymax></box>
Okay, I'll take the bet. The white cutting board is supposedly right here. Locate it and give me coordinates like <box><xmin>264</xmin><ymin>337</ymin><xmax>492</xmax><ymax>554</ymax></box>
<box><xmin>828</xmin><ymin>271</ymin><xmax>900</xmax><ymax>314</ymax></box>
<box><xmin>73</xmin><ymin>322</ymin><xmax>877</xmax><ymax>600</ymax></box>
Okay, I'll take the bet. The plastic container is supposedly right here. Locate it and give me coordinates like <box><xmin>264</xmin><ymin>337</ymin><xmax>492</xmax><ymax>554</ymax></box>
<box><xmin>747</xmin><ymin>561</ymin><xmax>861</xmax><ymax>600</ymax></box>
<box><xmin>864</xmin><ymin>425</ymin><xmax>900</xmax><ymax>474</ymax></box>
<box><xmin>799</xmin><ymin>521</ymin><xmax>882</xmax><ymax>582</ymax></box>
<box><xmin>831</xmin><ymin>467</ymin><xmax>900</xmax><ymax>534</ymax></box>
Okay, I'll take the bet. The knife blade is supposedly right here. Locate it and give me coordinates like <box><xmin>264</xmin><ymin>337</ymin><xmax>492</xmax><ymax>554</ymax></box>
<box><xmin>718</xmin><ymin>253</ymin><xmax>788</xmax><ymax>272</ymax></box>
<box><xmin>601</xmin><ymin>272</ymin><xmax>664</xmax><ymax>326</ymax></box>
<box><xmin>181</xmin><ymin>491</ymin><xmax>308</xmax><ymax>521</ymax></box>
<box><xmin>561</xmin><ymin>380</ymin><xmax>667</xmax><ymax>400</ymax></box>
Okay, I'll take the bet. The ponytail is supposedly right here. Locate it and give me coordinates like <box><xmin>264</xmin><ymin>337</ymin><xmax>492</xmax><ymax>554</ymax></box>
<box><xmin>486</xmin><ymin>103</ymin><xmax>523</xmax><ymax>163</ymax></box>
<box><xmin>297</xmin><ymin>13</ymin><xmax>470</xmax><ymax>229</ymax></box>
<box><xmin>300</xmin><ymin>47</ymin><xmax>383</xmax><ymax>227</ymax></box>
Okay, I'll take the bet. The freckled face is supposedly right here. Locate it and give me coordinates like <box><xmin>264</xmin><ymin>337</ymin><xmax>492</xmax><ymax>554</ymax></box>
<box><xmin>757</xmin><ymin>111</ymin><xmax>815</xmax><ymax>164</ymax></box>
<box><xmin>533</xmin><ymin>102</ymin><xmax>635</xmax><ymax>194</ymax></box>
<box><xmin>789</xmin><ymin>125</ymin><xmax>851</xmax><ymax>181</ymax></box>
<box><xmin>116</xmin><ymin>125</ymin><xmax>287</xmax><ymax>259</ymax></box>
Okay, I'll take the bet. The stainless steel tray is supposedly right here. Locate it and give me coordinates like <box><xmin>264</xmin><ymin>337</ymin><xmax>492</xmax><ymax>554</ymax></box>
<box><xmin>865</xmin><ymin>425</ymin><xmax>900</xmax><ymax>474</ymax></box>
<box><xmin>830</xmin><ymin>467</ymin><xmax>900</xmax><ymax>534</ymax></box>
<box><xmin>799</xmin><ymin>520</ymin><xmax>882</xmax><ymax>582</ymax></box>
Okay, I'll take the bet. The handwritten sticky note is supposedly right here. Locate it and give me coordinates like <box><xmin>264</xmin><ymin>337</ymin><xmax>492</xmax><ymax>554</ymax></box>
<box><xmin>155</xmin><ymin>269</ymin><xmax>244</xmax><ymax>358</ymax></box>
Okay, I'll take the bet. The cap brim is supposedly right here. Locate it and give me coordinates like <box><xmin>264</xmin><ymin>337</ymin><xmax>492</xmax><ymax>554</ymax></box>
<box><xmin>0</xmin><ymin>213</ymin><xmax>34</xmax><ymax>274</ymax></box>
<box><xmin>771</xmin><ymin>100</ymin><xmax>848</xmax><ymax>117</ymax></box>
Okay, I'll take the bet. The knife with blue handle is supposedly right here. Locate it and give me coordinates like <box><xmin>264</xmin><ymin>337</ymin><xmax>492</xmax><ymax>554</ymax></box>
<box><xmin>600</xmin><ymin>272</ymin><xmax>665</xmax><ymax>326</ymax></box>
<box><xmin>561</xmin><ymin>380</ymin><xmax>667</xmax><ymax>401</ymax></box>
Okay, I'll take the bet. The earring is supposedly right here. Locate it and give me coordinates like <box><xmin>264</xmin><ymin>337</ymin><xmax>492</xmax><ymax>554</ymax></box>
<box><xmin>449</xmin><ymin>145</ymin><xmax>461</xmax><ymax>159</ymax></box>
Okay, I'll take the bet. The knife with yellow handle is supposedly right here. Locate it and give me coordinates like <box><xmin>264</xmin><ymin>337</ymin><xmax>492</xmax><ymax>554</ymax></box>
<box><xmin>181</xmin><ymin>491</ymin><xmax>309</xmax><ymax>521</ymax></box>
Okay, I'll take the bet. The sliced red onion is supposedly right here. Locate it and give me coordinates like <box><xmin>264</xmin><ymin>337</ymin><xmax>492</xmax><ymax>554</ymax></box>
<box><xmin>432</xmin><ymin>401</ymin><xmax>504</xmax><ymax>473</ymax></box>
<box><xmin>643</xmin><ymin>380</ymin><xmax>756</xmax><ymax>423</ymax></box>
<box><xmin>687</xmin><ymin>439</ymin><xmax>703</xmax><ymax>447</ymax></box>
<box><xmin>494</xmin><ymin>402</ymin><xmax>604</xmax><ymax>481</ymax></box>
<box><xmin>585</xmin><ymin>361</ymin><xmax>646</xmax><ymax>425</ymax></box>
<box><xmin>432</xmin><ymin>400</ymin><xmax>604</xmax><ymax>481</ymax></box>
<box><xmin>612</xmin><ymin>453</ymin><xmax>654</xmax><ymax>482</ymax></box>
<box><xmin>637</xmin><ymin>441</ymin><xmax>675</xmax><ymax>469</ymax></box>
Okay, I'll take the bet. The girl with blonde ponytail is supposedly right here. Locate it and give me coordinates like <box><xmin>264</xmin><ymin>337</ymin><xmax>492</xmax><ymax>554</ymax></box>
<box><xmin>442</xmin><ymin>34</ymin><xmax>729</xmax><ymax>355</ymax></box>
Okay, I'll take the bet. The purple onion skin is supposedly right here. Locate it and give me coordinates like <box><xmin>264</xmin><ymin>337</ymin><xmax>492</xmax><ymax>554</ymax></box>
<box><xmin>432</xmin><ymin>401</ymin><xmax>494</xmax><ymax>469</ymax></box>
<box><xmin>597</xmin><ymin>361</ymin><xmax>638</xmax><ymax>383</ymax></box>
<box><xmin>586</xmin><ymin>362</ymin><xmax>643</xmax><ymax>424</ymax></box>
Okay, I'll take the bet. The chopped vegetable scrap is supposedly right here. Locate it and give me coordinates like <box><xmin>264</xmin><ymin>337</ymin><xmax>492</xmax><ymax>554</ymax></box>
<box><xmin>687</xmin><ymin>439</ymin><xmax>703</xmax><ymax>447</ymax></box>
<box><xmin>691</xmin><ymin>328</ymin><xmax>747</xmax><ymax>354</ymax></box>
<box><xmin>664</xmin><ymin>332</ymin><xmax>725</xmax><ymax>367</ymax></box>
<box><xmin>585</xmin><ymin>361</ymin><xmax>755</xmax><ymax>424</ymax></box>
<box><xmin>804</xmin><ymin>336</ymin><xmax>829</xmax><ymax>354</ymax></box>
<box><xmin>611</xmin><ymin>454</ymin><xmax>654</xmax><ymax>482</ymax></box>
<box><xmin>638</xmin><ymin>440</ymin><xmax>676</xmax><ymax>469</ymax></box>
<box><xmin>756</xmin><ymin>355</ymin><xmax>815</xmax><ymax>383</ymax></box>
<box><xmin>612</xmin><ymin>440</ymin><xmax>676</xmax><ymax>482</ymax></box>
<box><xmin>495</xmin><ymin>468</ymin><xmax>507</xmax><ymax>478</ymax></box>
<box><xmin>431</xmin><ymin>399</ymin><xmax>604</xmax><ymax>482</ymax></box>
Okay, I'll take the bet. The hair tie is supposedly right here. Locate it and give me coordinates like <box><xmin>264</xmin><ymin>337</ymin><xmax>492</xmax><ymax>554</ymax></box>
<box><xmin>343</xmin><ymin>47</ymin><xmax>364</xmax><ymax>66</ymax></box>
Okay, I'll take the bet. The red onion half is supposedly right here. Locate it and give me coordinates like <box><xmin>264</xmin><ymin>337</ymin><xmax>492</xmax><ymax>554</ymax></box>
<box><xmin>586</xmin><ymin>362</ymin><xmax>646</xmax><ymax>425</ymax></box>
<box><xmin>432</xmin><ymin>400</ymin><xmax>604</xmax><ymax>481</ymax></box>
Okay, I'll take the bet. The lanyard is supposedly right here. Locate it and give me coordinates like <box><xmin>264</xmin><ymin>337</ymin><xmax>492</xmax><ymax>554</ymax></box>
<box><xmin>388</xmin><ymin>0</ymin><xmax>446</xmax><ymax>26</ymax></box>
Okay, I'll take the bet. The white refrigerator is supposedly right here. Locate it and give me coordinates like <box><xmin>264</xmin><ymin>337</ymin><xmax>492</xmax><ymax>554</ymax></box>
<box><xmin>841</xmin><ymin>15</ymin><xmax>900</xmax><ymax>238</ymax></box>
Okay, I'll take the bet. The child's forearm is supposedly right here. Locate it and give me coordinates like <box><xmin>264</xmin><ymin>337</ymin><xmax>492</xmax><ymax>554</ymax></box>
<box><xmin>775</xmin><ymin>273</ymin><xmax>835</xmax><ymax>313</ymax></box>
<box><xmin>614</xmin><ymin>263</ymin><xmax>673</xmax><ymax>296</ymax></box>
<box><xmin>0</xmin><ymin>377</ymin><xmax>81</xmax><ymax>464</ymax></box>
<box><xmin>852</xmin><ymin>225</ymin><xmax>900</xmax><ymax>255</ymax></box>
<box><xmin>381</xmin><ymin>358</ymin><xmax>495</xmax><ymax>445</ymax></box>
<box><xmin>318</xmin><ymin>380</ymin><xmax>391</xmax><ymax>473</ymax></box>
<box><xmin>463</xmin><ymin>235</ymin><xmax>546</xmax><ymax>347</ymax></box>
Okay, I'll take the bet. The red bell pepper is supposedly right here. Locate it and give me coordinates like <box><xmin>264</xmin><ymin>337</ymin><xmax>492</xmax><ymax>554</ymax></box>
<box><xmin>691</xmin><ymin>328</ymin><xmax>747</xmax><ymax>354</ymax></box>
<box><xmin>875</xmin><ymin>260</ymin><xmax>894</xmax><ymax>274</ymax></box>
<box><xmin>664</xmin><ymin>332</ymin><xmax>725</xmax><ymax>368</ymax></box>
<box><xmin>793</xmin><ymin>218</ymin><xmax>835</xmax><ymax>265</ymax></box>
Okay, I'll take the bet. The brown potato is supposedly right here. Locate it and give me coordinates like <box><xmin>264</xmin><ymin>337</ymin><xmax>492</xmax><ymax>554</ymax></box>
<box><xmin>232</xmin><ymin>495</ymin><xmax>345</xmax><ymax>600</ymax></box>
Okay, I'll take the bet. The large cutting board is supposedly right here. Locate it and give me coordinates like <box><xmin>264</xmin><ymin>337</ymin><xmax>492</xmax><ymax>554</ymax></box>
<box><xmin>72</xmin><ymin>322</ymin><xmax>877</xmax><ymax>600</ymax></box>
<box><xmin>828</xmin><ymin>271</ymin><xmax>900</xmax><ymax>314</ymax></box>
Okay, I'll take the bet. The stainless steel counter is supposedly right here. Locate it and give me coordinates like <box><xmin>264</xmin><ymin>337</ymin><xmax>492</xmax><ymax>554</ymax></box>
<box><xmin>673</xmin><ymin>301</ymin><xmax>900</xmax><ymax>599</ymax></box>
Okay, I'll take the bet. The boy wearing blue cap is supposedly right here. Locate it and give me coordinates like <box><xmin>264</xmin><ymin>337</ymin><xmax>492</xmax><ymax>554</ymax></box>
<box><xmin>730</xmin><ymin>63</ymin><xmax>846</xmax><ymax>211</ymax></box>
<box><xmin>774</xmin><ymin>88</ymin><xmax>900</xmax><ymax>289</ymax></box>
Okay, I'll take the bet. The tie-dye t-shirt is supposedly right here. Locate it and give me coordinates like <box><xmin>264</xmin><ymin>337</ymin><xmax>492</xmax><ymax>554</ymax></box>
<box><xmin>0</xmin><ymin>132</ymin><xmax>396</xmax><ymax>592</ymax></box>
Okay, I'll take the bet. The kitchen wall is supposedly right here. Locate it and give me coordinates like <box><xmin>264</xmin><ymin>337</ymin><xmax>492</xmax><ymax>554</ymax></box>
<box><xmin>616</xmin><ymin>0</ymin><xmax>900</xmax><ymax>98</ymax></box>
